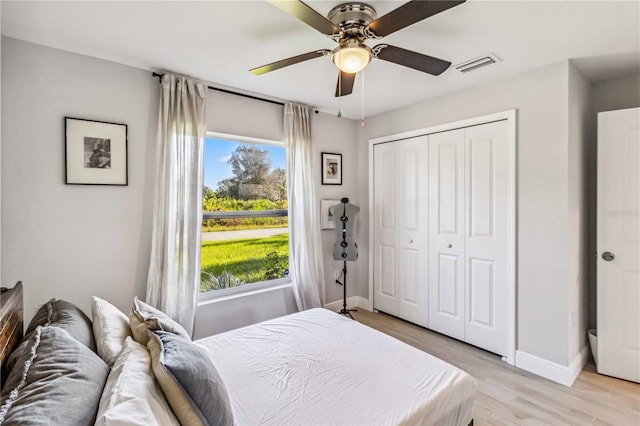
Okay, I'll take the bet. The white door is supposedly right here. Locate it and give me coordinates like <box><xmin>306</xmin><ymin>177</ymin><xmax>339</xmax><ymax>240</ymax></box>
<box><xmin>463</xmin><ymin>121</ymin><xmax>509</xmax><ymax>356</ymax></box>
<box><xmin>428</xmin><ymin>129</ymin><xmax>466</xmax><ymax>340</ymax></box>
<box><xmin>373</xmin><ymin>142</ymin><xmax>399</xmax><ymax>316</ymax></box>
<box><xmin>597</xmin><ymin>107</ymin><xmax>640</xmax><ymax>383</ymax></box>
<box><xmin>373</xmin><ymin>137</ymin><xmax>429</xmax><ymax>326</ymax></box>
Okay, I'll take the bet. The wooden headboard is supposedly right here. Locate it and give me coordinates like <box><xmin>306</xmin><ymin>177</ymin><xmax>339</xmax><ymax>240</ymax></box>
<box><xmin>0</xmin><ymin>281</ymin><xmax>23</xmax><ymax>385</ymax></box>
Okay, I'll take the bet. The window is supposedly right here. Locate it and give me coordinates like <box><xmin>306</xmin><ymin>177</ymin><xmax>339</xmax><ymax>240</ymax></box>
<box><xmin>200</xmin><ymin>134</ymin><xmax>289</xmax><ymax>295</ymax></box>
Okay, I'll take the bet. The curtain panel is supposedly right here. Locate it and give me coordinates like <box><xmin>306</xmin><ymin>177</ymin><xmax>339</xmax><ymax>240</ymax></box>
<box><xmin>147</xmin><ymin>74</ymin><xmax>207</xmax><ymax>335</ymax></box>
<box><xmin>284</xmin><ymin>102</ymin><xmax>325</xmax><ymax>310</ymax></box>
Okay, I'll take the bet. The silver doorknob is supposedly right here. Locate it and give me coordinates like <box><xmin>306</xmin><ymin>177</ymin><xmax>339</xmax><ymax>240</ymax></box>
<box><xmin>602</xmin><ymin>252</ymin><xmax>615</xmax><ymax>261</ymax></box>
<box><xmin>447</xmin><ymin>243</ymin><xmax>453</xmax><ymax>248</ymax></box>
<box><xmin>409</xmin><ymin>239</ymin><xmax>413</xmax><ymax>244</ymax></box>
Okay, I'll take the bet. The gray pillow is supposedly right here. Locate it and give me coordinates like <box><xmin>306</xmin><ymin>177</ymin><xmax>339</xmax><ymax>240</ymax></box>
<box><xmin>147</xmin><ymin>330</ymin><xmax>234</xmax><ymax>426</ymax></box>
<box><xmin>129</xmin><ymin>297</ymin><xmax>190</xmax><ymax>345</ymax></box>
<box><xmin>0</xmin><ymin>326</ymin><xmax>109</xmax><ymax>426</ymax></box>
<box><xmin>26</xmin><ymin>299</ymin><xmax>95</xmax><ymax>351</ymax></box>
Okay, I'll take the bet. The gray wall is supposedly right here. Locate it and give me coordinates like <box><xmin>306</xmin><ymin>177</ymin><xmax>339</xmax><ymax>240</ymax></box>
<box><xmin>0</xmin><ymin>6</ymin><xmax>3</xmax><ymax>280</ymax></box>
<box><xmin>567</xmin><ymin>62</ymin><xmax>593</xmax><ymax>361</ymax></box>
<box><xmin>592</xmin><ymin>72</ymin><xmax>640</xmax><ymax>114</ymax></box>
<box><xmin>313</xmin><ymin>112</ymin><xmax>362</xmax><ymax>306</ymax></box>
<box><xmin>361</xmin><ymin>61</ymin><xmax>572</xmax><ymax>365</ymax></box>
<box><xmin>2</xmin><ymin>37</ymin><xmax>361</xmax><ymax>331</ymax></box>
<box><xmin>2</xmin><ymin>38</ymin><xmax>158</xmax><ymax>321</ymax></box>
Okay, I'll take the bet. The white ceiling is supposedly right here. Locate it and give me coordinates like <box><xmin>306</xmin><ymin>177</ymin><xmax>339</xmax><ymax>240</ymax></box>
<box><xmin>2</xmin><ymin>1</ymin><xmax>639</xmax><ymax>119</ymax></box>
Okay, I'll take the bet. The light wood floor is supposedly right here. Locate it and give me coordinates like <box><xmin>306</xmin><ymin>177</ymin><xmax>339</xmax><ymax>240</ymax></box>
<box><xmin>351</xmin><ymin>309</ymin><xmax>640</xmax><ymax>426</ymax></box>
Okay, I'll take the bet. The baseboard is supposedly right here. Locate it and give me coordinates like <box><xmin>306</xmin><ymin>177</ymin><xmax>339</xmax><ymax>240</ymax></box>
<box><xmin>515</xmin><ymin>346</ymin><xmax>589</xmax><ymax>387</ymax></box>
<box><xmin>324</xmin><ymin>296</ymin><xmax>370</xmax><ymax>312</ymax></box>
<box><xmin>569</xmin><ymin>344</ymin><xmax>591</xmax><ymax>383</ymax></box>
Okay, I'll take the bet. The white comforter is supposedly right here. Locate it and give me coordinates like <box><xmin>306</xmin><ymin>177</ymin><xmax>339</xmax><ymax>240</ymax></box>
<box><xmin>196</xmin><ymin>308</ymin><xmax>475</xmax><ymax>425</ymax></box>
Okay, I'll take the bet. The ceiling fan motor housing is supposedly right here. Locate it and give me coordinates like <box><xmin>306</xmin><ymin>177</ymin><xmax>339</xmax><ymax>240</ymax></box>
<box><xmin>328</xmin><ymin>3</ymin><xmax>377</xmax><ymax>38</ymax></box>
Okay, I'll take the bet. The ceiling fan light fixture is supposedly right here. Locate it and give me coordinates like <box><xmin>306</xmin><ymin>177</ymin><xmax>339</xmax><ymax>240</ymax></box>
<box><xmin>332</xmin><ymin>44</ymin><xmax>371</xmax><ymax>73</ymax></box>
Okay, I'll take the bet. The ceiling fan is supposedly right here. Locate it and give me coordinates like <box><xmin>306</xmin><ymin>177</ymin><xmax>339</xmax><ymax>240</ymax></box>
<box><xmin>250</xmin><ymin>0</ymin><xmax>466</xmax><ymax>97</ymax></box>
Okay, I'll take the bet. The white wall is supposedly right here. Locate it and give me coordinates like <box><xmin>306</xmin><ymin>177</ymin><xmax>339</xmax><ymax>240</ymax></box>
<box><xmin>2</xmin><ymin>37</ymin><xmax>158</xmax><ymax>322</ymax></box>
<box><xmin>361</xmin><ymin>61</ymin><xmax>572</xmax><ymax>366</ymax></box>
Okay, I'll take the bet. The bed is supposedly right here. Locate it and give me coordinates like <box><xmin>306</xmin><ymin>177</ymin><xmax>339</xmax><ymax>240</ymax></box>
<box><xmin>0</xmin><ymin>283</ymin><xmax>475</xmax><ymax>425</ymax></box>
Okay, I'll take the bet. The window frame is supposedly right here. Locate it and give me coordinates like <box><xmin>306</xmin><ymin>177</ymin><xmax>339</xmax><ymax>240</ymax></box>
<box><xmin>199</xmin><ymin>131</ymin><xmax>290</xmax><ymax>301</ymax></box>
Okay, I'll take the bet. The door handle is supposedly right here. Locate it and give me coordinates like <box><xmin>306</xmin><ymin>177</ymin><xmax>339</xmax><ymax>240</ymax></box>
<box><xmin>602</xmin><ymin>251</ymin><xmax>615</xmax><ymax>261</ymax></box>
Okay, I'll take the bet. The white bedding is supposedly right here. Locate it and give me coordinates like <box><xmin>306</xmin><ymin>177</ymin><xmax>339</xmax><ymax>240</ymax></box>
<box><xmin>196</xmin><ymin>308</ymin><xmax>475</xmax><ymax>425</ymax></box>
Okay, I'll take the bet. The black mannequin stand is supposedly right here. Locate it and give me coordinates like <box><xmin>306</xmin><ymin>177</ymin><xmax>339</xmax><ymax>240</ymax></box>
<box><xmin>335</xmin><ymin>197</ymin><xmax>357</xmax><ymax>319</ymax></box>
<box><xmin>337</xmin><ymin>260</ymin><xmax>356</xmax><ymax>319</ymax></box>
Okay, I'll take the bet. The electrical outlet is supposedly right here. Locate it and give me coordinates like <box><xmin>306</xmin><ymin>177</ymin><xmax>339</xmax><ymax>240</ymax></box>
<box><xmin>334</xmin><ymin>270</ymin><xmax>341</xmax><ymax>280</ymax></box>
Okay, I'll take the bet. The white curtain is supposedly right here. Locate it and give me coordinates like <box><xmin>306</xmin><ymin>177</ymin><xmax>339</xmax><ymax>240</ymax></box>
<box><xmin>147</xmin><ymin>74</ymin><xmax>207</xmax><ymax>336</ymax></box>
<box><xmin>284</xmin><ymin>102</ymin><xmax>325</xmax><ymax>310</ymax></box>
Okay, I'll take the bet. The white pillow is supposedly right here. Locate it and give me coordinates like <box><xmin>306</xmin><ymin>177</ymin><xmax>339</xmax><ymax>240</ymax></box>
<box><xmin>95</xmin><ymin>337</ymin><xmax>180</xmax><ymax>426</ymax></box>
<box><xmin>92</xmin><ymin>296</ymin><xmax>132</xmax><ymax>366</ymax></box>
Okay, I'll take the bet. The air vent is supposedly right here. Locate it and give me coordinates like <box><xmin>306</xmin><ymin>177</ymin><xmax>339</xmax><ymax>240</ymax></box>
<box><xmin>454</xmin><ymin>54</ymin><xmax>500</xmax><ymax>73</ymax></box>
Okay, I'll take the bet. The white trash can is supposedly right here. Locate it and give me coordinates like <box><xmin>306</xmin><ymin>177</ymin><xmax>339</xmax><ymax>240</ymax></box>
<box><xmin>588</xmin><ymin>329</ymin><xmax>598</xmax><ymax>366</ymax></box>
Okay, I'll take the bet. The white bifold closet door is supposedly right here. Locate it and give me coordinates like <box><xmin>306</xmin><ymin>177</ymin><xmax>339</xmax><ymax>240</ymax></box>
<box><xmin>428</xmin><ymin>121</ymin><xmax>509</xmax><ymax>356</ymax></box>
<box><xmin>372</xmin><ymin>136</ymin><xmax>429</xmax><ymax>327</ymax></box>
<box><xmin>428</xmin><ymin>129</ymin><xmax>466</xmax><ymax>340</ymax></box>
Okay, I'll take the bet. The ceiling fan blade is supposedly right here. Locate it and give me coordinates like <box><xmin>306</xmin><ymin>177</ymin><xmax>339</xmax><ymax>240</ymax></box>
<box><xmin>250</xmin><ymin>50</ymin><xmax>330</xmax><ymax>75</ymax></box>
<box><xmin>373</xmin><ymin>44</ymin><xmax>451</xmax><ymax>76</ymax></box>
<box><xmin>268</xmin><ymin>0</ymin><xmax>342</xmax><ymax>37</ymax></box>
<box><xmin>335</xmin><ymin>71</ymin><xmax>356</xmax><ymax>97</ymax></box>
<box><xmin>366</xmin><ymin>0</ymin><xmax>465</xmax><ymax>39</ymax></box>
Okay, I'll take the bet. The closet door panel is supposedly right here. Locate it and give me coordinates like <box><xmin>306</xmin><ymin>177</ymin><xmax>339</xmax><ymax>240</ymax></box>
<box><xmin>373</xmin><ymin>142</ymin><xmax>398</xmax><ymax>315</ymax></box>
<box><xmin>464</xmin><ymin>121</ymin><xmax>508</xmax><ymax>356</ymax></box>
<box><xmin>397</xmin><ymin>137</ymin><xmax>429</xmax><ymax>327</ymax></box>
<box><xmin>379</xmin><ymin>245</ymin><xmax>397</xmax><ymax>297</ymax></box>
<box><xmin>468</xmin><ymin>258</ymin><xmax>495</xmax><ymax>326</ymax></box>
<box><xmin>428</xmin><ymin>129</ymin><xmax>465</xmax><ymax>340</ymax></box>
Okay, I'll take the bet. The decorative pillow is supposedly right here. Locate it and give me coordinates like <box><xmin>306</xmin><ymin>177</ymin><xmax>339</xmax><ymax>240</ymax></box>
<box><xmin>0</xmin><ymin>326</ymin><xmax>108</xmax><ymax>425</ymax></box>
<box><xmin>129</xmin><ymin>297</ymin><xmax>189</xmax><ymax>345</ymax></box>
<box><xmin>95</xmin><ymin>337</ymin><xmax>180</xmax><ymax>426</ymax></box>
<box><xmin>92</xmin><ymin>296</ymin><xmax>132</xmax><ymax>367</ymax></box>
<box><xmin>26</xmin><ymin>298</ymin><xmax>95</xmax><ymax>351</ymax></box>
<box><xmin>147</xmin><ymin>330</ymin><xmax>234</xmax><ymax>426</ymax></box>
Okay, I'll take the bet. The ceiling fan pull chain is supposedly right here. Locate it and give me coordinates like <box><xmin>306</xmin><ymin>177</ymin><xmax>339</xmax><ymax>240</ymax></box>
<box><xmin>361</xmin><ymin>69</ymin><xmax>365</xmax><ymax>128</ymax></box>
<box><xmin>337</xmin><ymin>56</ymin><xmax>343</xmax><ymax>118</ymax></box>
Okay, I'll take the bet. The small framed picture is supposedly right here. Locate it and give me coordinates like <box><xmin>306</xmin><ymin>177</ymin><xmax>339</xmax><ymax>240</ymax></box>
<box><xmin>321</xmin><ymin>152</ymin><xmax>342</xmax><ymax>185</ymax></box>
<box><xmin>321</xmin><ymin>199</ymin><xmax>340</xmax><ymax>229</ymax></box>
<box><xmin>65</xmin><ymin>117</ymin><xmax>128</xmax><ymax>185</ymax></box>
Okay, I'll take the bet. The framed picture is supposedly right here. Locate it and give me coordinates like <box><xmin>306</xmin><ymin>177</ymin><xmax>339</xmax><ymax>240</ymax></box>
<box><xmin>321</xmin><ymin>152</ymin><xmax>342</xmax><ymax>185</ymax></box>
<box><xmin>65</xmin><ymin>117</ymin><xmax>128</xmax><ymax>185</ymax></box>
<box><xmin>321</xmin><ymin>199</ymin><xmax>340</xmax><ymax>229</ymax></box>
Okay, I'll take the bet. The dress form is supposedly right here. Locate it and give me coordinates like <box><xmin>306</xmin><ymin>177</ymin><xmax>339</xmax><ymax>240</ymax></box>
<box><xmin>330</xmin><ymin>198</ymin><xmax>359</xmax><ymax>319</ymax></box>
<box><xmin>329</xmin><ymin>201</ymin><xmax>359</xmax><ymax>261</ymax></box>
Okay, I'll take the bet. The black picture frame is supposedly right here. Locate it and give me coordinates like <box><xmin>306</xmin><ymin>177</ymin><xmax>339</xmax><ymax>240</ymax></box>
<box><xmin>321</xmin><ymin>152</ymin><xmax>342</xmax><ymax>185</ymax></box>
<box><xmin>65</xmin><ymin>117</ymin><xmax>128</xmax><ymax>185</ymax></box>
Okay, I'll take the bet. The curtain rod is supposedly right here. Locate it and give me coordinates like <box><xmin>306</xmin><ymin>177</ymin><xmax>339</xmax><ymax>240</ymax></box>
<box><xmin>152</xmin><ymin>72</ymin><xmax>284</xmax><ymax>107</ymax></box>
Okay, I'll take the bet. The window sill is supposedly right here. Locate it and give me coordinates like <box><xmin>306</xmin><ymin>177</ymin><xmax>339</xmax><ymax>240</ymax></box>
<box><xmin>198</xmin><ymin>278</ymin><xmax>292</xmax><ymax>305</ymax></box>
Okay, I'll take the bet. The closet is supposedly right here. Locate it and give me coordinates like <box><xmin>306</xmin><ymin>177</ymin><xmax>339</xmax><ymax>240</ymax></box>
<box><xmin>371</xmin><ymin>116</ymin><xmax>513</xmax><ymax>357</ymax></box>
